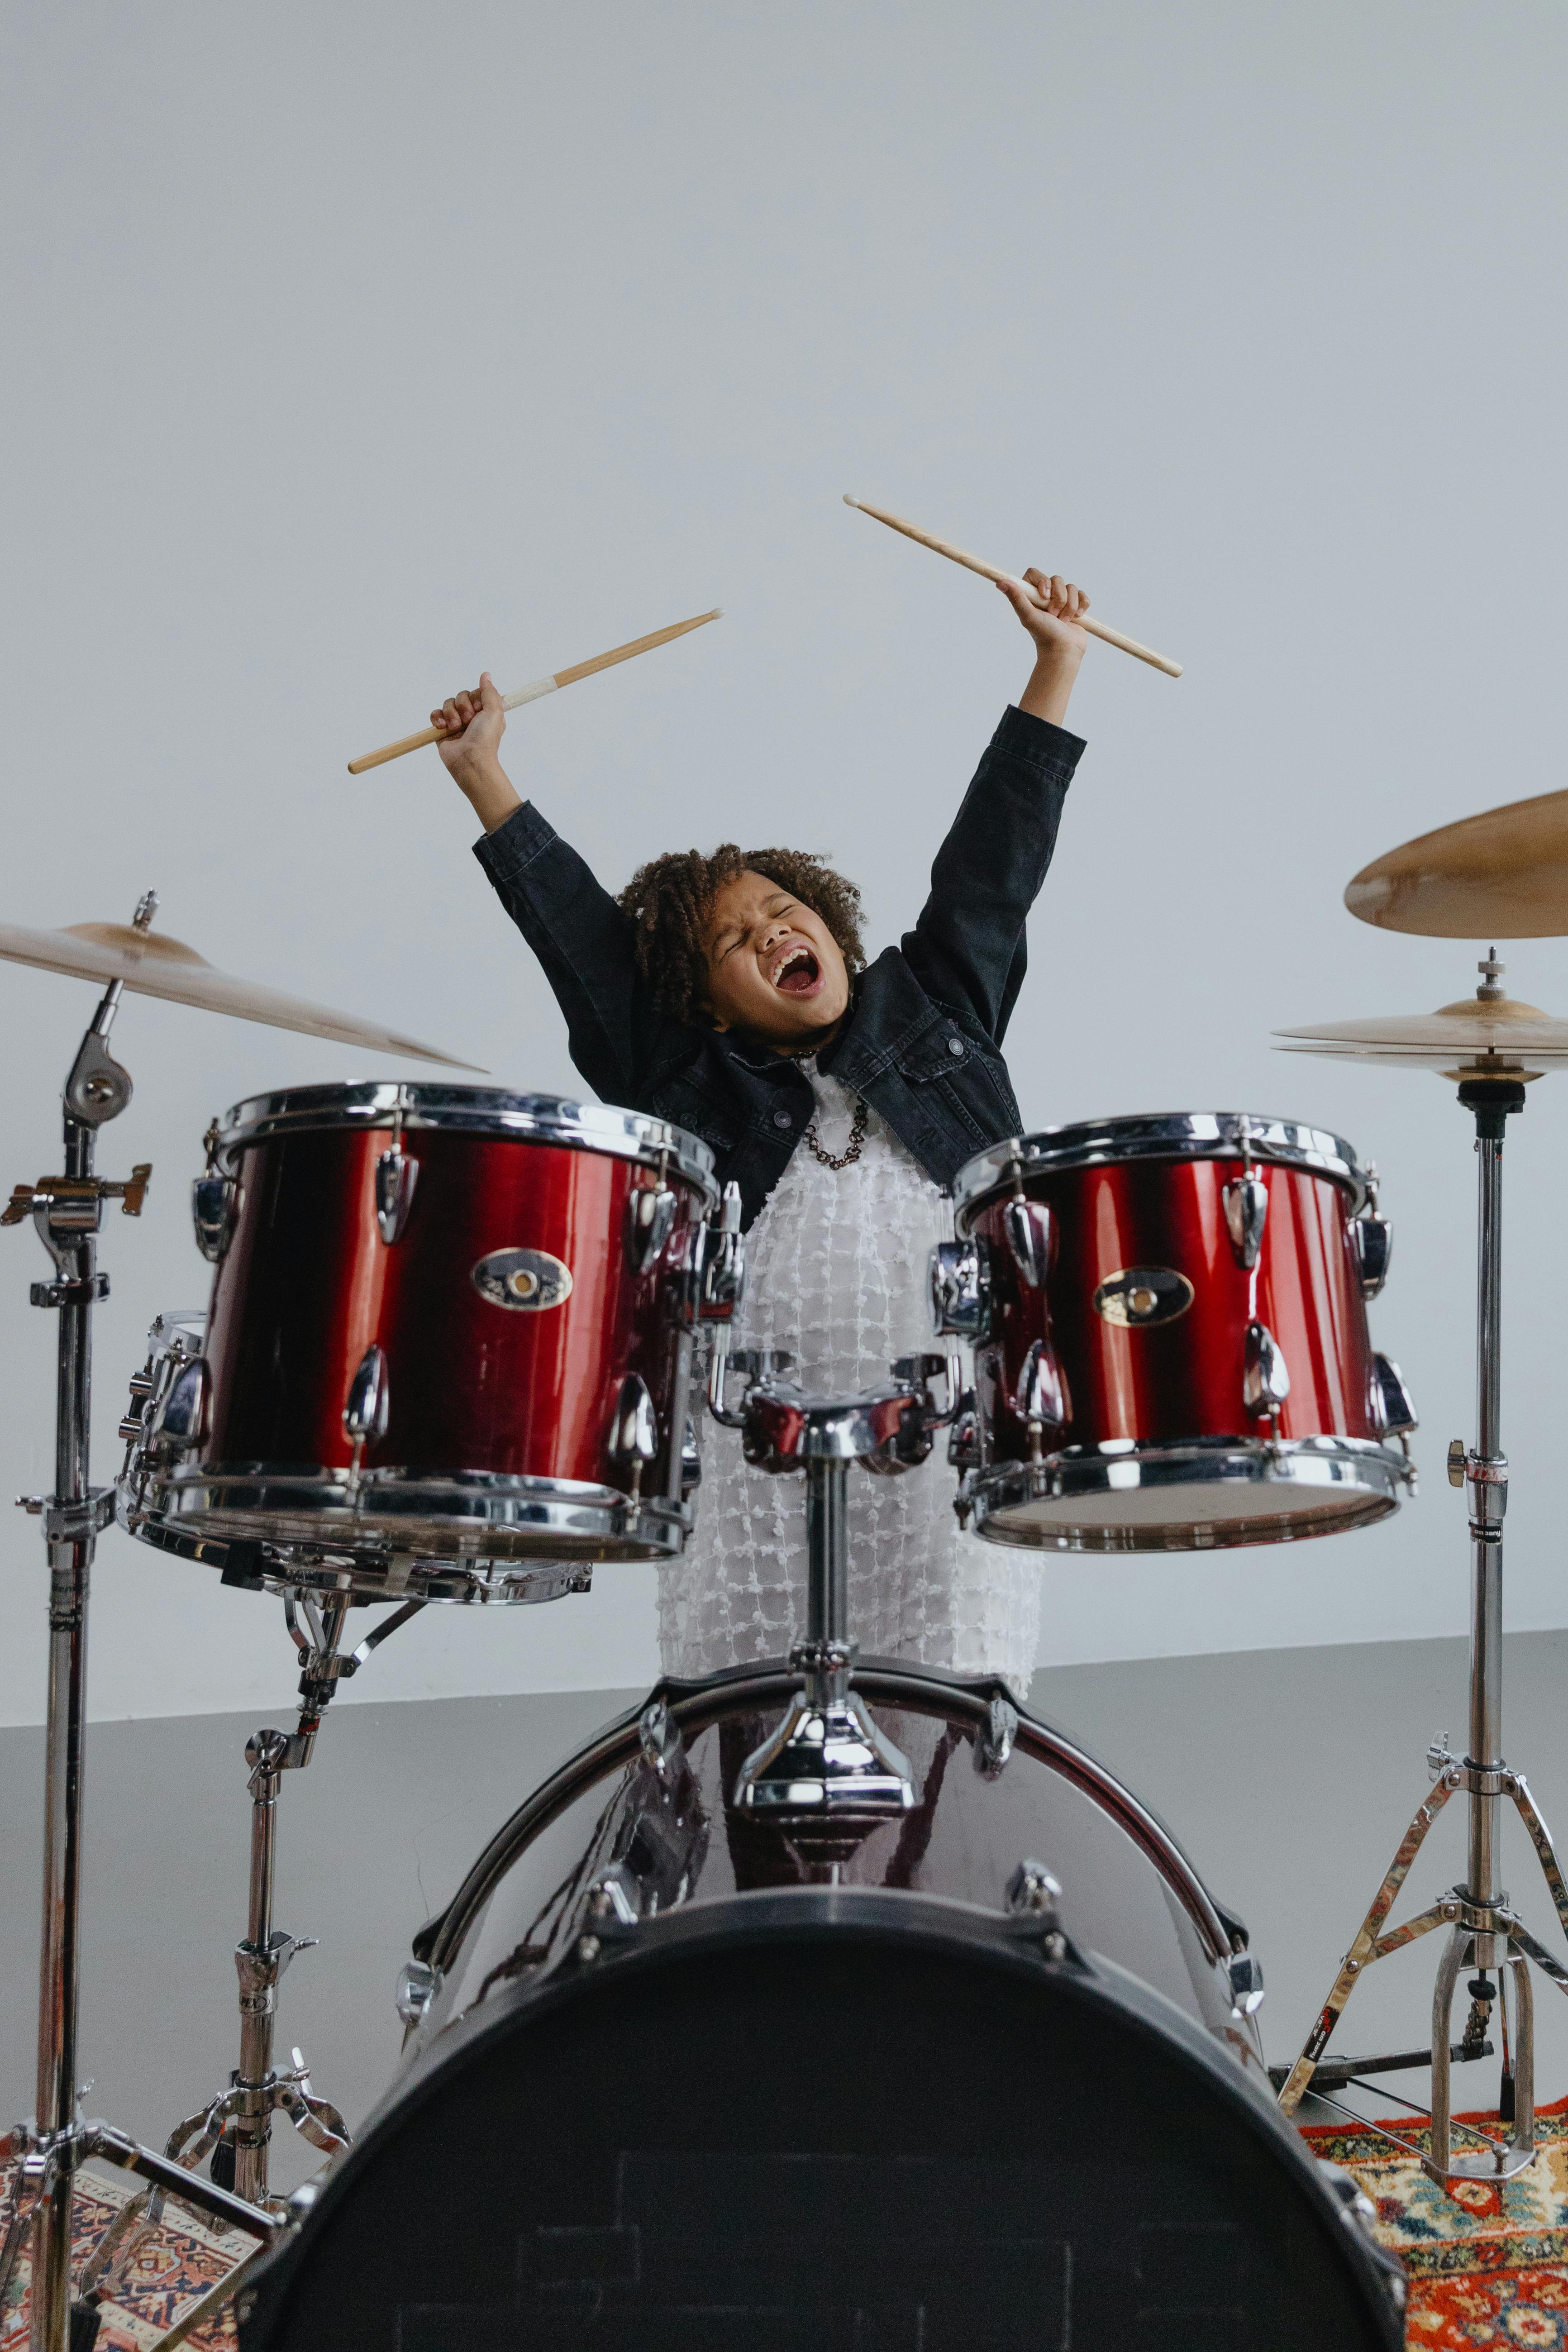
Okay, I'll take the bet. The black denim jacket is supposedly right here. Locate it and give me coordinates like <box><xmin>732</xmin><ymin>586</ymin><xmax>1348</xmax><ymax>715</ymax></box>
<box><xmin>474</xmin><ymin>704</ymin><xmax>1085</xmax><ymax>1228</ymax></box>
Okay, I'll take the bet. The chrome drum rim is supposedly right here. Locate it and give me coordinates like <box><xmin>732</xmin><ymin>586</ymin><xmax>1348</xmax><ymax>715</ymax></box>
<box><xmin>963</xmin><ymin>1435</ymin><xmax>1408</xmax><ymax>1553</ymax></box>
<box><xmin>212</xmin><ymin>1081</ymin><xmax>719</xmax><ymax>1206</ymax></box>
<box><xmin>953</xmin><ymin>1111</ymin><xmax>1371</xmax><ymax>1224</ymax></box>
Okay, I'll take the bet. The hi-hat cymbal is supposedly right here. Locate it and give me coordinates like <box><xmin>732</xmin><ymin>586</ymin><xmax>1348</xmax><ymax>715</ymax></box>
<box><xmin>1275</xmin><ymin>957</ymin><xmax>1568</xmax><ymax>1077</ymax></box>
<box><xmin>0</xmin><ymin>910</ymin><xmax>482</xmax><ymax>1069</ymax></box>
<box><xmin>1345</xmin><ymin>787</ymin><xmax>1568</xmax><ymax>939</ymax></box>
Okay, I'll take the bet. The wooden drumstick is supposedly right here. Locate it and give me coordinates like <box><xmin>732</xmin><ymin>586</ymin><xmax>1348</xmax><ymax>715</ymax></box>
<box><xmin>347</xmin><ymin>608</ymin><xmax>723</xmax><ymax>773</ymax></box>
<box><xmin>843</xmin><ymin>497</ymin><xmax>1182</xmax><ymax>678</ymax></box>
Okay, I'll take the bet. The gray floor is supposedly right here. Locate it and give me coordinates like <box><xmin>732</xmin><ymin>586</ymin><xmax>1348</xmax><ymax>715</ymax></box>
<box><xmin>4</xmin><ymin>1630</ymin><xmax>1567</xmax><ymax>2197</ymax></box>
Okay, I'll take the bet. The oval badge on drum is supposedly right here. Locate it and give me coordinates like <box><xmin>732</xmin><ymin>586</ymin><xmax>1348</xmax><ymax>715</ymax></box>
<box><xmin>1094</xmin><ymin>1267</ymin><xmax>1194</xmax><ymax>1327</ymax></box>
<box><xmin>472</xmin><ymin>1247</ymin><xmax>574</xmax><ymax>1312</ymax></box>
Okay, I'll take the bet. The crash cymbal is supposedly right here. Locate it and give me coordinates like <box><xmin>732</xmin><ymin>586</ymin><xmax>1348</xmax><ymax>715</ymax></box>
<box><xmin>0</xmin><ymin>903</ymin><xmax>481</xmax><ymax>1069</ymax></box>
<box><xmin>1275</xmin><ymin>955</ymin><xmax>1568</xmax><ymax>1076</ymax></box>
<box><xmin>1345</xmin><ymin>787</ymin><xmax>1568</xmax><ymax>939</ymax></box>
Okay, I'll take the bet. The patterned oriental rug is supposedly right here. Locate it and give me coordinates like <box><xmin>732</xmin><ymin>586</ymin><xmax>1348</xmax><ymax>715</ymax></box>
<box><xmin>1301</xmin><ymin>2092</ymin><xmax>1568</xmax><ymax>2346</ymax></box>
<box><xmin>10</xmin><ymin>2105</ymin><xmax>1568</xmax><ymax>2349</ymax></box>
<box><xmin>0</xmin><ymin>2162</ymin><xmax>245</xmax><ymax>2350</ymax></box>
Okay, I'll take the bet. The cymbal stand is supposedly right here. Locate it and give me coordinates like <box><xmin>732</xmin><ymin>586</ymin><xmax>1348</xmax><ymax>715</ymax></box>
<box><xmin>0</xmin><ymin>903</ymin><xmax>279</xmax><ymax>2352</ymax></box>
<box><xmin>1277</xmin><ymin>1076</ymin><xmax>1568</xmax><ymax>2184</ymax></box>
<box><xmin>70</xmin><ymin>1589</ymin><xmax>427</xmax><ymax>2331</ymax></box>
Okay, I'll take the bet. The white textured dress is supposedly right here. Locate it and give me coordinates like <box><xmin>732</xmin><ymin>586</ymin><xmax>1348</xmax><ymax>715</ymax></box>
<box><xmin>657</xmin><ymin>1059</ymin><xmax>1042</xmax><ymax>1694</ymax></box>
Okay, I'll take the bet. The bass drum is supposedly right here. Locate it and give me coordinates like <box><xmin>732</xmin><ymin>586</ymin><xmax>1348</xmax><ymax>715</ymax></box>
<box><xmin>240</xmin><ymin>1665</ymin><xmax>1402</xmax><ymax>2348</ymax></box>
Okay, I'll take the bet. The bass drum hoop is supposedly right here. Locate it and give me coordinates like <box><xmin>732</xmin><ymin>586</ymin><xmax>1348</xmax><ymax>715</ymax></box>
<box><xmin>953</xmin><ymin>1110</ymin><xmax>1371</xmax><ymax>1225</ymax></box>
<box><xmin>415</xmin><ymin>1659</ymin><xmax>1236</xmax><ymax>1979</ymax></box>
<box><xmin>965</xmin><ymin>1435</ymin><xmax>1408</xmax><ymax>1553</ymax></box>
<box><xmin>211</xmin><ymin>1080</ymin><xmax>719</xmax><ymax>1208</ymax></box>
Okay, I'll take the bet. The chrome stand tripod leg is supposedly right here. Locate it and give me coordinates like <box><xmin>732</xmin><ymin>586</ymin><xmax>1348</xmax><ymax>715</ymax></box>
<box><xmin>1509</xmin><ymin>1775</ymin><xmax>1568</xmax><ymax>1940</ymax></box>
<box><xmin>1428</xmin><ymin>1925</ymin><xmax>1468</xmax><ymax>2178</ymax></box>
<box><xmin>1507</xmin><ymin>1953</ymin><xmax>1535</xmax><ymax>2161</ymax></box>
<box><xmin>1275</xmin><ymin>1774</ymin><xmax>1456</xmax><ymax>2115</ymax></box>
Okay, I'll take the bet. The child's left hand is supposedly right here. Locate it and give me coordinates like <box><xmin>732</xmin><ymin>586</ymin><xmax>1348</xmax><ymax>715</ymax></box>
<box><xmin>996</xmin><ymin>569</ymin><xmax>1091</xmax><ymax>657</ymax></box>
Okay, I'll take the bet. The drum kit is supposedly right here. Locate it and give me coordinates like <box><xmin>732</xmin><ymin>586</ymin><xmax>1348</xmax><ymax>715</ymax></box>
<box><xmin>3</xmin><ymin>777</ymin><xmax>1568</xmax><ymax>2349</ymax></box>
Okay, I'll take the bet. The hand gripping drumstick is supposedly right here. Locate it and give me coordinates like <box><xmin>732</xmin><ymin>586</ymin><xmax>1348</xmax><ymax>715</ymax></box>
<box><xmin>843</xmin><ymin>497</ymin><xmax>1182</xmax><ymax>678</ymax></box>
<box><xmin>346</xmin><ymin>608</ymin><xmax>723</xmax><ymax>773</ymax></box>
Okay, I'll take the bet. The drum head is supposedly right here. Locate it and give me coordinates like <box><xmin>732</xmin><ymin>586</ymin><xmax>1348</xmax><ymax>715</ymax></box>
<box><xmin>240</xmin><ymin>1892</ymin><xmax>1401</xmax><ymax>2351</ymax></box>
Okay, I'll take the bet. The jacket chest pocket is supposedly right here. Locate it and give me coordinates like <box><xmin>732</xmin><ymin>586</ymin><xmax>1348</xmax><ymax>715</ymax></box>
<box><xmin>895</xmin><ymin>1023</ymin><xmax>1021</xmax><ymax>1141</ymax></box>
<box><xmin>645</xmin><ymin>1081</ymin><xmax>741</xmax><ymax>1157</ymax></box>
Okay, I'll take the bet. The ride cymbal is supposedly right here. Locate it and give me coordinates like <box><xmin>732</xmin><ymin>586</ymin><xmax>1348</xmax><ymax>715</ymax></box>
<box><xmin>0</xmin><ymin>908</ymin><xmax>481</xmax><ymax>1068</ymax></box>
<box><xmin>1345</xmin><ymin>787</ymin><xmax>1568</xmax><ymax>939</ymax></box>
<box><xmin>1275</xmin><ymin>956</ymin><xmax>1568</xmax><ymax>1076</ymax></box>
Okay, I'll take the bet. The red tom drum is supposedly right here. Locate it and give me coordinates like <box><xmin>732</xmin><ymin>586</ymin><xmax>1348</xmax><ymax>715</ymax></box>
<box><xmin>117</xmin><ymin>1084</ymin><xmax>721</xmax><ymax>1603</ymax></box>
<box><xmin>939</xmin><ymin>1112</ymin><xmax>1417</xmax><ymax>1551</ymax></box>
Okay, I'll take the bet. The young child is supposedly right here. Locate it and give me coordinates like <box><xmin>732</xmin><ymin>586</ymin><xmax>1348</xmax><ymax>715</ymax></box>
<box><xmin>434</xmin><ymin>568</ymin><xmax>1089</xmax><ymax>1698</ymax></box>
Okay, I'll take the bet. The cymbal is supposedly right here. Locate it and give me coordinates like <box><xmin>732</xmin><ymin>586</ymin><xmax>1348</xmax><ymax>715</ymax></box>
<box><xmin>0</xmin><ymin>913</ymin><xmax>482</xmax><ymax>1069</ymax></box>
<box><xmin>1275</xmin><ymin>958</ymin><xmax>1568</xmax><ymax>1076</ymax></box>
<box><xmin>1345</xmin><ymin>787</ymin><xmax>1568</xmax><ymax>939</ymax></box>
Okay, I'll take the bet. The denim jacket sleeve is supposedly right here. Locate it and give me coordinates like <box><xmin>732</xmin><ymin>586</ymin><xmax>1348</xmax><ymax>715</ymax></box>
<box><xmin>472</xmin><ymin>800</ymin><xmax>683</xmax><ymax>1103</ymax></box>
<box><xmin>900</xmin><ymin>704</ymin><xmax>1085</xmax><ymax>1046</ymax></box>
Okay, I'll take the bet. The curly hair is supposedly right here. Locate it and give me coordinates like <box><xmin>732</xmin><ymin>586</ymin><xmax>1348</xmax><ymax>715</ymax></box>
<box><xmin>616</xmin><ymin>844</ymin><xmax>866</xmax><ymax>1024</ymax></box>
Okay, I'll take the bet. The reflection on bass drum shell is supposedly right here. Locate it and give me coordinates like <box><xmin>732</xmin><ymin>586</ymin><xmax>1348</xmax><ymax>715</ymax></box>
<box><xmin>941</xmin><ymin>1112</ymin><xmax>1419</xmax><ymax>1552</ymax></box>
<box><xmin>238</xmin><ymin>1663</ymin><xmax>1402</xmax><ymax>2349</ymax></box>
<box><xmin>115</xmin><ymin>1084</ymin><xmax>724</xmax><ymax>1605</ymax></box>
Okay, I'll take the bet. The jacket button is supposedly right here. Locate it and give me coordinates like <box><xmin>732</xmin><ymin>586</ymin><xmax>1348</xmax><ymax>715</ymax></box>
<box><xmin>947</xmin><ymin>1036</ymin><xmax>966</xmax><ymax>1058</ymax></box>
<box><xmin>773</xmin><ymin>1110</ymin><xmax>793</xmax><ymax>1128</ymax></box>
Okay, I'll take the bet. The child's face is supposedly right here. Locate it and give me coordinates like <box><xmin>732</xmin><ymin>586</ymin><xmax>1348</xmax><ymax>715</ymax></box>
<box><xmin>701</xmin><ymin>869</ymin><xmax>851</xmax><ymax>1049</ymax></box>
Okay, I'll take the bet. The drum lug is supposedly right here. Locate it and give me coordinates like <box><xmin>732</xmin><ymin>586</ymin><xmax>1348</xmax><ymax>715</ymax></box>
<box><xmin>1006</xmin><ymin>1860</ymin><xmax>1074</xmax><ymax>1963</ymax></box>
<box><xmin>947</xmin><ymin>1393</ymin><xmax>980</xmax><ymax>1473</ymax></box>
<box><xmin>157</xmin><ymin>1356</ymin><xmax>210</xmax><ymax>1450</ymax></box>
<box><xmin>374</xmin><ymin>1148</ymin><xmax>419</xmax><ymax>1245</ymax></box>
<box><xmin>191</xmin><ymin>1173</ymin><xmax>238</xmax><ymax>1264</ymax></box>
<box><xmin>680</xmin><ymin>1414</ymin><xmax>701</xmax><ymax>1496</ymax></box>
<box><xmin>695</xmin><ymin>1183</ymin><xmax>746</xmax><ymax>1323</ymax></box>
<box><xmin>394</xmin><ymin>1958</ymin><xmax>438</xmax><ymax>2030</ymax></box>
<box><xmin>1243</xmin><ymin>1321</ymin><xmax>1291</xmax><ymax>1416</ymax></box>
<box><xmin>609</xmin><ymin>1375</ymin><xmax>659</xmax><ymax>1497</ymax></box>
<box><xmin>1227</xmin><ymin>1950</ymin><xmax>1267</xmax><ymax>2018</ymax></box>
<box><xmin>638</xmin><ymin>1698</ymin><xmax>685</xmax><ymax>1784</ymax></box>
<box><xmin>1222</xmin><ymin>1175</ymin><xmax>1269</xmax><ymax>1270</ymax></box>
<box><xmin>1016</xmin><ymin>1338</ymin><xmax>1069</xmax><ymax>1434</ymax></box>
<box><xmin>1350</xmin><ymin>1213</ymin><xmax>1395</xmax><ymax>1298</ymax></box>
<box><xmin>928</xmin><ymin>1239</ymin><xmax>991</xmax><ymax>1340</ymax></box>
<box><xmin>584</xmin><ymin>1864</ymin><xmax>641</xmax><ymax>1931</ymax></box>
<box><xmin>625</xmin><ymin>1181</ymin><xmax>677</xmax><ymax>1276</ymax></box>
<box><xmin>343</xmin><ymin>1344</ymin><xmax>390</xmax><ymax>1446</ymax></box>
<box><xmin>975</xmin><ymin>1695</ymin><xmax>1018</xmax><ymax>1779</ymax></box>
<box><xmin>1002</xmin><ymin>1197</ymin><xmax>1052</xmax><ymax>1288</ymax></box>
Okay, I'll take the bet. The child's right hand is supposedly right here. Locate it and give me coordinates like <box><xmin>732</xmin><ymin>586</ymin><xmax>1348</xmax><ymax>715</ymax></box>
<box><xmin>430</xmin><ymin>672</ymin><xmax>522</xmax><ymax>833</ymax></box>
<box><xmin>432</xmin><ymin>673</ymin><xmax>506</xmax><ymax>780</ymax></box>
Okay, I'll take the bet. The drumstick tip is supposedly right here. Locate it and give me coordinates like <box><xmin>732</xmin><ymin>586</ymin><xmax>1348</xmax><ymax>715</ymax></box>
<box><xmin>842</xmin><ymin>493</ymin><xmax>860</xmax><ymax>508</ymax></box>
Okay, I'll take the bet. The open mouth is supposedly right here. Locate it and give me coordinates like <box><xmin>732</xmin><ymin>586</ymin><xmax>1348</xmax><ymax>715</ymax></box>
<box><xmin>771</xmin><ymin>941</ymin><xmax>823</xmax><ymax>997</ymax></box>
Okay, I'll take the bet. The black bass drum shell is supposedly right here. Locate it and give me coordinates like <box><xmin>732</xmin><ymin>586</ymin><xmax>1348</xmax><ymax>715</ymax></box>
<box><xmin>240</xmin><ymin>1888</ymin><xmax>1401</xmax><ymax>2349</ymax></box>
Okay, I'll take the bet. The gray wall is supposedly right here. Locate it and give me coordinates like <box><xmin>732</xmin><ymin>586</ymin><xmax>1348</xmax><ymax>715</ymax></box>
<box><xmin>3</xmin><ymin>3</ymin><xmax>1568</xmax><ymax>1724</ymax></box>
